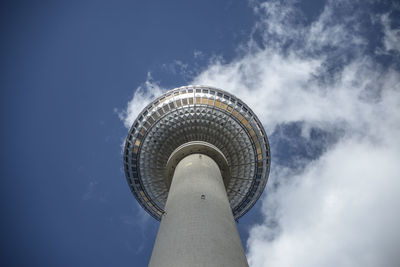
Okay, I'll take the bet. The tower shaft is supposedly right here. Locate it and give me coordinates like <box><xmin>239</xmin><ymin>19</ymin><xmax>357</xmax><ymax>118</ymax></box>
<box><xmin>149</xmin><ymin>154</ymin><xmax>249</xmax><ymax>267</ymax></box>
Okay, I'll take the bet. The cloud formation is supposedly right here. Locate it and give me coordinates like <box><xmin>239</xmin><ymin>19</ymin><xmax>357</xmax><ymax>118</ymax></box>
<box><xmin>120</xmin><ymin>0</ymin><xmax>400</xmax><ymax>266</ymax></box>
<box><xmin>192</xmin><ymin>1</ymin><xmax>400</xmax><ymax>266</ymax></box>
<box><xmin>381</xmin><ymin>13</ymin><xmax>400</xmax><ymax>54</ymax></box>
<box><xmin>119</xmin><ymin>73</ymin><xmax>163</xmax><ymax>129</ymax></box>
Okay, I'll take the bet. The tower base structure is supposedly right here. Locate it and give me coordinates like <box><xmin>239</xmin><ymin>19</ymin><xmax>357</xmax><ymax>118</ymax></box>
<box><xmin>149</xmin><ymin>154</ymin><xmax>249</xmax><ymax>267</ymax></box>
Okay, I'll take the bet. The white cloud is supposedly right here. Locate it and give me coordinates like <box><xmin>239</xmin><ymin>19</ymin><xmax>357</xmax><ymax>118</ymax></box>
<box><xmin>119</xmin><ymin>73</ymin><xmax>165</xmax><ymax>129</ymax></box>
<box><xmin>192</xmin><ymin>1</ymin><xmax>400</xmax><ymax>266</ymax></box>
<box><xmin>247</xmin><ymin>135</ymin><xmax>400</xmax><ymax>267</ymax></box>
<box><xmin>381</xmin><ymin>13</ymin><xmax>400</xmax><ymax>53</ymax></box>
<box><xmin>194</xmin><ymin>49</ymin><xmax>204</xmax><ymax>59</ymax></box>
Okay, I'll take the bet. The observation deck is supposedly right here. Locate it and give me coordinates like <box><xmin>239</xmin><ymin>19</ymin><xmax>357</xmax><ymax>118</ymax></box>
<box><xmin>123</xmin><ymin>85</ymin><xmax>270</xmax><ymax>220</ymax></box>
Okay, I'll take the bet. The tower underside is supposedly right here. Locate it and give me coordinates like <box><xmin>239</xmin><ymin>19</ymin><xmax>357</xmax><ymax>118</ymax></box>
<box><xmin>149</xmin><ymin>154</ymin><xmax>249</xmax><ymax>267</ymax></box>
<box><xmin>123</xmin><ymin>86</ymin><xmax>270</xmax><ymax>221</ymax></box>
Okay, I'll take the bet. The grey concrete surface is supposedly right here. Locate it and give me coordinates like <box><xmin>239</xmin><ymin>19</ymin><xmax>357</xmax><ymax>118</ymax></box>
<box><xmin>149</xmin><ymin>154</ymin><xmax>249</xmax><ymax>267</ymax></box>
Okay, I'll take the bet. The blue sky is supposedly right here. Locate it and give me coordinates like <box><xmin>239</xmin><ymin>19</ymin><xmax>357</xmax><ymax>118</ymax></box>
<box><xmin>2</xmin><ymin>1</ymin><xmax>400</xmax><ymax>266</ymax></box>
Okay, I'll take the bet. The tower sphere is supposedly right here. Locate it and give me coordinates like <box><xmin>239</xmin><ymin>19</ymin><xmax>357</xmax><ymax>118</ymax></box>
<box><xmin>123</xmin><ymin>85</ymin><xmax>270</xmax><ymax>220</ymax></box>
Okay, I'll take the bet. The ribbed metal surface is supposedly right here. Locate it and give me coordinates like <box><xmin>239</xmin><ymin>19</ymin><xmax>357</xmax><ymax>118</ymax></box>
<box><xmin>123</xmin><ymin>85</ymin><xmax>271</xmax><ymax>220</ymax></box>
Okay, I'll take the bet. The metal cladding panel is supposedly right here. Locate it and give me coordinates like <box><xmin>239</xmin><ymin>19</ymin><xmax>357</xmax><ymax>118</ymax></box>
<box><xmin>123</xmin><ymin>85</ymin><xmax>271</xmax><ymax>220</ymax></box>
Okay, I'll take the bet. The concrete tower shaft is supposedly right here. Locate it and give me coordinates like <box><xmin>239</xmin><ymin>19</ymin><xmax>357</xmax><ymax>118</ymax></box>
<box><xmin>149</xmin><ymin>154</ymin><xmax>248</xmax><ymax>267</ymax></box>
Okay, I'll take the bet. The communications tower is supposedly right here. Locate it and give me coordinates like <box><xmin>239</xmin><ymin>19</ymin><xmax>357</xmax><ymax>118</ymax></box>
<box><xmin>123</xmin><ymin>85</ymin><xmax>270</xmax><ymax>266</ymax></box>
